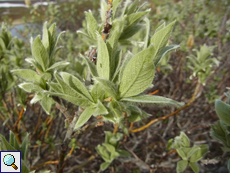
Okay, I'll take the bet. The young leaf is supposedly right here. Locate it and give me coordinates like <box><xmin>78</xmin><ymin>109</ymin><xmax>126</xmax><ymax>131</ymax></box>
<box><xmin>74</xmin><ymin>107</ymin><xmax>96</xmax><ymax>130</ymax></box>
<box><xmin>126</xmin><ymin>10</ymin><xmax>150</xmax><ymax>26</ymax></box>
<box><xmin>80</xmin><ymin>53</ymin><xmax>98</xmax><ymax>77</ymax></box>
<box><xmin>42</xmin><ymin>22</ymin><xmax>50</xmax><ymax>54</ymax></box>
<box><xmin>176</xmin><ymin>147</ymin><xmax>191</xmax><ymax>160</ymax></box>
<box><xmin>32</xmin><ymin>36</ymin><xmax>50</xmax><ymax>71</ymax></box>
<box><xmin>44</xmin><ymin>91</ymin><xmax>92</xmax><ymax>107</ymax></box>
<box><xmin>40</xmin><ymin>96</ymin><xmax>53</xmax><ymax>114</ymax></box>
<box><xmin>157</xmin><ymin>44</ymin><xmax>180</xmax><ymax>66</ymax></box>
<box><xmin>144</xmin><ymin>18</ymin><xmax>150</xmax><ymax>49</ymax></box>
<box><xmin>94</xmin><ymin>77</ymin><xmax>118</xmax><ymax>99</ymax></box>
<box><xmin>46</xmin><ymin>61</ymin><xmax>70</xmax><ymax>71</ymax></box>
<box><xmin>124</xmin><ymin>0</ymin><xmax>139</xmax><ymax>15</ymax></box>
<box><xmin>121</xmin><ymin>95</ymin><xmax>184</xmax><ymax>108</ymax></box>
<box><xmin>100</xmin><ymin>162</ymin><xmax>111</xmax><ymax>171</ymax></box>
<box><xmin>91</xmin><ymin>83</ymin><xmax>105</xmax><ymax>102</ymax></box>
<box><xmin>11</xmin><ymin>69</ymin><xmax>41</xmax><ymax>82</ymax></box>
<box><xmin>150</xmin><ymin>20</ymin><xmax>176</xmax><ymax>65</ymax></box>
<box><xmin>176</xmin><ymin>160</ymin><xmax>188</xmax><ymax>173</ymax></box>
<box><xmin>189</xmin><ymin>162</ymin><xmax>199</xmax><ymax>173</ymax></box>
<box><xmin>85</xmin><ymin>11</ymin><xmax>98</xmax><ymax>40</ymax></box>
<box><xmin>19</xmin><ymin>83</ymin><xmax>43</xmax><ymax>92</ymax></box>
<box><xmin>60</xmin><ymin>72</ymin><xmax>93</xmax><ymax>102</ymax></box>
<box><xmin>215</xmin><ymin>99</ymin><xmax>230</xmax><ymax>126</ymax></box>
<box><xmin>190</xmin><ymin>144</ymin><xmax>209</xmax><ymax>163</ymax></box>
<box><xmin>97</xmin><ymin>34</ymin><xmax>110</xmax><ymax>80</ymax></box>
<box><xmin>93</xmin><ymin>100</ymin><xmax>108</xmax><ymax>116</ymax></box>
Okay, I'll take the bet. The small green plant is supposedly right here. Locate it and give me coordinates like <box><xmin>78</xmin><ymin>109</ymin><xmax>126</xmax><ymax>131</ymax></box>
<box><xmin>187</xmin><ymin>44</ymin><xmax>219</xmax><ymax>85</ymax></box>
<box><xmin>12</xmin><ymin>0</ymin><xmax>184</xmax><ymax>171</ymax></box>
<box><xmin>169</xmin><ymin>132</ymin><xmax>209</xmax><ymax>173</ymax></box>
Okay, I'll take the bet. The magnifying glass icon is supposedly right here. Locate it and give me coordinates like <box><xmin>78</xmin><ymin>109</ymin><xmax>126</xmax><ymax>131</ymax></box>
<box><xmin>3</xmin><ymin>154</ymin><xmax>18</xmax><ymax>170</ymax></box>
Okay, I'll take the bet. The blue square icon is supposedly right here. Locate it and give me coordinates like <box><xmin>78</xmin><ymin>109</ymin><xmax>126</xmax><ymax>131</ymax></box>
<box><xmin>0</xmin><ymin>151</ymin><xmax>21</xmax><ymax>173</ymax></box>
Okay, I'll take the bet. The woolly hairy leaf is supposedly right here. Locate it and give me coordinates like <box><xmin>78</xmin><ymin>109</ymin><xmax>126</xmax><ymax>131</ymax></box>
<box><xmin>91</xmin><ymin>83</ymin><xmax>105</xmax><ymax>102</ymax></box>
<box><xmin>126</xmin><ymin>10</ymin><xmax>150</xmax><ymax>26</ymax></box>
<box><xmin>60</xmin><ymin>72</ymin><xmax>93</xmax><ymax>101</ymax></box>
<box><xmin>118</xmin><ymin>51</ymin><xmax>132</xmax><ymax>83</ymax></box>
<box><xmin>46</xmin><ymin>61</ymin><xmax>69</xmax><ymax>71</ymax></box>
<box><xmin>54</xmin><ymin>72</ymin><xmax>89</xmax><ymax>100</ymax></box>
<box><xmin>30</xmin><ymin>94</ymin><xmax>43</xmax><ymax>104</ymax></box>
<box><xmin>49</xmin><ymin>82</ymin><xmax>63</xmax><ymax>93</ymax></box>
<box><xmin>19</xmin><ymin>83</ymin><xmax>43</xmax><ymax>92</ymax></box>
<box><xmin>124</xmin><ymin>0</ymin><xmax>139</xmax><ymax>15</ymax></box>
<box><xmin>74</xmin><ymin>107</ymin><xmax>96</xmax><ymax>130</ymax></box>
<box><xmin>42</xmin><ymin>22</ymin><xmax>50</xmax><ymax>53</ymax></box>
<box><xmin>40</xmin><ymin>96</ymin><xmax>53</xmax><ymax>114</ymax></box>
<box><xmin>155</xmin><ymin>22</ymin><xmax>165</xmax><ymax>33</ymax></box>
<box><xmin>97</xmin><ymin>34</ymin><xmax>110</xmax><ymax>80</ymax></box>
<box><xmin>144</xmin><ymin>18</ymin><xmax>150</xmax><ymax>49</ymax></box>
<box><xmin>121</xmin><ymin>95</ymin><xmax>184</xmax><ymax>108</ymax></box>
<box><xmin>120</xmin><ymin>24</ymin><xmax>144</xmax><ymax>40</ymax></box>
<box><xmin>189</xmin><ymin>162</ymin><xmax>199</xmax><ymax>173</ymax></box>
<box><xmin>119</xmin><ymin>46</ymin><xmax>155</xmax><ymax>97</ymax></box>
<box><xmin>95</xmin><ymin>77</ymin><xmax>118</xmax><ymax>99</ymax></box>
<box><xmin>151</xmin><ymin>20</ymin><xmax>176</xmax><ymax>65</ymax></box>
<box><xmin>11</xmin><ymin>69</ymin><xmax>41</xmax><ymax>82</ymax></box>
<box><xmin>190</xmin><ymin>145</ymin><xmax>209</xmax><ymax>162</ymax></box>
<box><xmin>93</xmin><ymin>100</ymin><xmax>108</xmax><ymax>116</ymax></box>
<box><xmin>85</xmin><ymin>11</ymin><xmax>98</xmax><ymax>40</ymax></box>
<box><xmin>80</xmin><ymin>53</ymin><xmax>98</xmax><ymax>77</ymax></box>
<box><xmin>157</xmin><ymin>44</ymin><xmax>180</xmax><ymax>66</ymax></box>
<box><xmin>44</xmin><ymin>91</ymin><xmax>92</xmax><ymax>107</ymax></box>
<box><xmin>112</xmin><ymin>0</ymin><xmax>122</xmax><ymax>19</ymax></box>
<box><xmin>176</xmin><ymin>160</ymin><xmax>188</xmax><ymax>173</ymax></box>
<box><xmin>32</xmin><ymin>36</ymin><xmax>49</xmax><ymax>71</ymax></box>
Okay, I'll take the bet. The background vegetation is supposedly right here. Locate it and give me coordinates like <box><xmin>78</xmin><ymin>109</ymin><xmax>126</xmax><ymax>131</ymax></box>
<box><xmin>0</xmin><ymin>0</ymin><xmax>230</xmax><ymax>172</ymax></box>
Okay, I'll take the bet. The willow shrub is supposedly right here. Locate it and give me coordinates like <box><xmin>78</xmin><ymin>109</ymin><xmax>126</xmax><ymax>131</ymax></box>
<box><xmin>6</xmin><ymin>0</ymin><xmax>212</xmax><ymax>172</ymax></box>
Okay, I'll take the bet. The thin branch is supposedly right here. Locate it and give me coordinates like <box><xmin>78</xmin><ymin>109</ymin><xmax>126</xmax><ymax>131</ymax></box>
<box><xmin>130</xmin><ymin>82</ymin><xmax>203</xmax><ymax>133</ymax></box>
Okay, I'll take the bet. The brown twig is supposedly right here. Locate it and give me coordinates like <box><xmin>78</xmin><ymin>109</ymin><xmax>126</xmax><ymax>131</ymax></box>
<box><xmin>130</xmin><ymin>82</ymin><xmax>203</xmax><ymax>133</ymax></box>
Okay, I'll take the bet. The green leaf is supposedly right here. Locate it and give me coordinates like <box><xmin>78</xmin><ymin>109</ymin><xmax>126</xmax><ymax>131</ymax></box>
<box><xmin>144</xmin><ymin>18</ymin><xmax>150</xmax><ymax>49</ymax></box>
<box><xmin>103</xmin><ymin>143</ymin><xmax>116</xmax><ymax>154</ymax></box>
<box><xmin>157</xmin><ymin>44</ymin><xmax>180</xmax><ymax>66</ymax></box>
<box><xmin>215</xmin><ymin>99</ymin><xmax>230</xmax><ymax>126</ymax></box>
<box><xmin>46</xmin><ymin>61</ymin><xmax>69</xmax><ymax>71</ymax></box>
<box><xmin>121</xmin><ymin>95</ymin><xmax>184</xmax><ymax>108</ymax></box>
<box><xmin>100</xmin><ymin>0</ymin><xmax>107</xmax><ymax>22</ymax></box>
<box><xmin>74</xmin><ymin>107</ymin><xmax>96</xmax><ymax>130</ymax></box>
<box><xmin>80</xmin><ymin>53</ymin><xmax>98</xmax><ymax>77</ymax></box>
<box><xmin>126</xmin><ymin>10</ymin><xmax>150</xmax><ymax>26</ymax></box>
<box><xmin>54</xmin><ymin>72</ymin><xmax>90</xmax><ymax>100</ymax></box>
<box><xmin>119</xmin><ymin>46</ymin><xmax>155</xmax><ymax>97</ymax></box>
<box><xmin>40</xmin><ymin>96</ymin><xmax>53</xmax><ymax>114</ymax></box>
<box><xmin>93</xmin><ymin>100</ymin><xmax>108</xmax><ymax>116</ymax></box>
<box><xmin>155</xmin><ymin>22</ymin><xmax>165</xmax><ymax>33</ymax></box>
<box><xmin>96</xmin><ymin>144</ymin><xmax>110</xmax><ymax>162</ymax></box>
<box><xmin>20</xmin><ymin>133</ymin><xmax>29</xmax><ymax>161</ymax></box>
<box><xmin>91</xmin><ymin>83</ymin><xmax>105</xmax><ymax>102</ymax></box>
<box><xmin>150</xmin><ymin>20</ymin><xmax>176</xmax><ymax>65</ymax></box>
<box><xmin>19</xmin><ymin>83</ymin><xmax>43</xmax><ymax>92</ymax></box>
<box><xmin>118</xmin><ymin>51</ymin><xmax>132</xmax><ymax>83</ymax></box>
<box><xmin>112</xmin><ymin>0</ymin><xmax>122</xmax><ymax>19</ymax></box>
<box><xmin>177</xmin><ymin>147</ymin><xmax>191</xmax><ymax>160</ymax></box>
<box><xmin>176</xmin><ymin>160</ymin><xmax>188</xmax><ymax>173</ymax></box>
<box><xmin>60</xmin><ymin>72</ymin><xmax>93</xmax><ymax>101</ymax></box>
<box><xmin>42</xmin><ymin>22</ymin><xmax>50</xmax><ymax>54</ymax></box>
<box><xmin>210</xmin><ymin>121</ymin><xmax>228</xmax><ymax>147</ymax></box>
<box><xmin>0</xmin><ymin>135</ymin><xmax>17</xmax><ymax>151</ymax></box>
<box><xmin>190</xmin><ymin>144</ymin><xmax>209</xmax><ymax>162</ymax></box>
<box><xmin>94</xmin><ymin>77</ymin><xmax>118</xmax><ymax>99</ymax></box>
<box><xmin>11</xmin><ymin>69</ymin><xmax>41</xmax><ymax>82</ymax></box>
<box><xmin>124</xmin><ymin>0</ymin><xmax>139</xmax><ymax>15</ymax></box>
<box><xmin>21</xmin><ymin>159</ymin><xmax>30</xmax><ymax>173</ymax></box>
<box><xmin>100</xmin><ymin>162</ymin><xmax>111</xmax><ymax>171</ymax></box>
<box><xmin>189</xmin><ymin>162</ymin><xmax>199</xmax><ymax>173</ymax></box>
<box><xmin>120</xmin><ymin>24</ymin><xmax>144</xmax><ymax>40</ymax></box>
<box><xmin>44</xmin><ymin>91</ymin><xmax>92</xmax><ymax>107</ymax></box>
<box><xmin>127</xmin><ymin>105</ymin><xmax>151</xmax><ymax>122</ymax></box>
<box><xmin>49</xmin><ymin>82</ymin><xmax>63</xmax><ymax>93</ymax></box>
<box><xmin>85</xmin><ymin>11</ymin><xmax>98</xmax><ymax>40</ymax></box>
<box><xmin>32</xmin><ymin>36</ymin><xmax>50</xmax><ymax>71</ymax></box>
<box><xmin>97</xmin><ymin>34</ymin><xmax>110</xmax><ymax>80</ymax></box>
<box><xmin>118</xmin><ymin>149</ymin><xmax>130</xmax><ymax>156</ymax></box>
<box><xmin>77</xmin><ymin>30</ymin><xmax>94</xmax><ymax>44</ymax></box>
